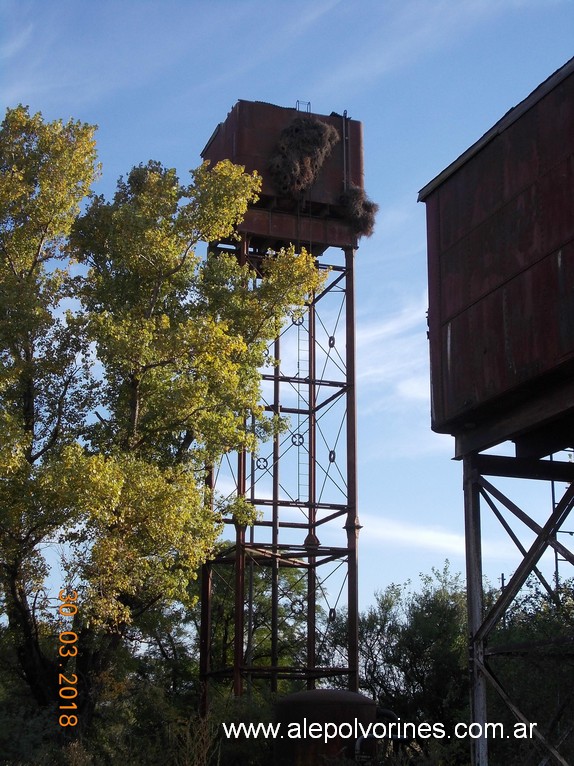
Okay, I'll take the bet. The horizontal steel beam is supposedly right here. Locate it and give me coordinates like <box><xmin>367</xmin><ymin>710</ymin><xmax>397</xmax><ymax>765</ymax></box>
<box><xmin>473</xmin><ymin>454</ymin><xmax>574</xmax><ymax>483</ymax></box>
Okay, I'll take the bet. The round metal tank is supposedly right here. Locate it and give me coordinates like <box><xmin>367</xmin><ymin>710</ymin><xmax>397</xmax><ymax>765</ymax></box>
<box><xmin>273</xmin><ymin>689</ymin><xmax>376</xmax><ymax>765</ymax></box>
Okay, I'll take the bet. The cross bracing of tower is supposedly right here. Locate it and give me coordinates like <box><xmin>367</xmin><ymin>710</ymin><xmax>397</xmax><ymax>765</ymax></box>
<box><xmin>197</xmin><ymin>100</ymin><xmax>368</xmax><ymax>712</ymax></box>
<box><xmin>199</xmin><ymin>244</ymin><xmax>359</xmax><ymax>704</ymax></box>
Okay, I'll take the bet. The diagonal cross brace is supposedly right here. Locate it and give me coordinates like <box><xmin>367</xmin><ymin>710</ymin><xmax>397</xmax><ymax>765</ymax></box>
<box><xmin>478</xmin><ymin>660</ymin><xmax>570</xmax><ymax>766</ymax></box>
<box><xmin>479</xmin><ymin>477</ymin><xmax>574</xmax><ymax>567</ymax></box>
<box><xmin>476</xmin><ymin>481</ymin><xmax>574</xmax><ymax>644</ymax></box>
<box><xmin>479</xmin><ymin>487</ymin><xmax>560</xmax><ymax>604</ymax></box>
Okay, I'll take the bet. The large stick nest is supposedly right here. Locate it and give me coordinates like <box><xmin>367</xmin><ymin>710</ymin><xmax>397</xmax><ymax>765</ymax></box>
<box><xmin>340</xmin><ymin>186</ymin><xmax>379</xmax><ymax>238</ymax></box>
<box><xmin>269</xmin><ymin>116</ymin><xmax>340</xmax><ymax>198</ymax></box>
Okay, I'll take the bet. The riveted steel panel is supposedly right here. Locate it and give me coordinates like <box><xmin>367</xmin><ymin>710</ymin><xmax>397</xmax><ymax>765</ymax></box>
<box><xmin>421</xmin><ymin>57</ymin><xmax>574</xmax><ymax>446</ymax></box>
<box><xmin>201</xmin><ymin>100</ymin><xmax>364</xmax><ymax>207</ymax></box>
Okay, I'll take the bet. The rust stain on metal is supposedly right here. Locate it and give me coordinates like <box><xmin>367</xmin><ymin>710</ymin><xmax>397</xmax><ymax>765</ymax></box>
<box><xmin>420</xmin><ymin>57</ymin><xmax>574</xmax><ymax>452</ymax></box>
<box><xmin>201</xmin><ymin>100</ymin><xmax>366</xmax><ymax>251</ymax></box>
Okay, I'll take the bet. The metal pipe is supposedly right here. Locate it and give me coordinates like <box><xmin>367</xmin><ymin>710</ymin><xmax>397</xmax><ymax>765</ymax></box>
<box><xmin>199</xmin><ymin>466</ymin><xmax>214</xmax><ymax>716</ymax></box>
<box><xmin>463</xmin><ymin>455</ymin><xmax>488</xmax><ymax>766</ymax></box>
<box><xmin>342</xmin><ymin>111</ymin><xmax>348</xmax><ymax>192</ymax></box>
<box><xmin>344</xmin><ymin>247</ymin><xmax>359</xmax><ymax>693</ymax></box>
<box><xmin>271</xmin><ymin>333</ymin><xmax>280</xmax><ymax>692</ymax></box>
<box><xmin>199</xmin><ymin>561</ymin><xmax>212</xmax><ymax>716</ymax></box>
<box><xmin>307</xmin><ymin>297</ymin><xmax>317</xmax><ymax>689</ymax></box>
<box><xmin>234</xmin><ymin>449</ymin><xmax>247</xmax><ymax>697</ymax></box>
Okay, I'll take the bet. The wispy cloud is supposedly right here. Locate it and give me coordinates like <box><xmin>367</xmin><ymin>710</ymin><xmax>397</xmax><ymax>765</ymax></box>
<box><xmin>361</xmin><ymin>512</ymin><xmax>516</xmax><ymax>560</ymax></box>
<box><xmin>353</xmin><ymin>289</ymin><xmax>457</xmax><ymax>458</ymax></box>
<box><xmin>0</xmin><ymin>0</ymin><xmax>350</xmax><ymax>113</ymax></box>
<box><xmin>286</xmin><ymin>0</ymin><xmax>345</xmax><ymax>34</ymax></box>
<box><xmin>0</xmin><ymin>21</ymin><xmax>33</xmax><ymax>61</ymax></box>
<box><xmin>356</xmin><ymin>292</ymin><xmax>429</xmax><ymax>409</ymax></box>
<box><xmin>0</xmin><ymin>3</ymin><xmax>211</xmax><ymax>109</ymax></box>
<box><xmin>310</xmin><ymin>0</ymin><xmax>560</xmax><ymax>98</ymax></box>
<box><xmin>186</xmin><ymin>0</ymin><xmax>346</xmax><ymax>97</ymax></box>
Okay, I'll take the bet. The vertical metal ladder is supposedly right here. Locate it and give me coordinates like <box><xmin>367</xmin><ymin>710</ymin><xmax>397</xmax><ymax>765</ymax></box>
<box><xmin>296</xmin><ymin>311</ymin><xmax>309</xmax><ymax>505</ymax></box>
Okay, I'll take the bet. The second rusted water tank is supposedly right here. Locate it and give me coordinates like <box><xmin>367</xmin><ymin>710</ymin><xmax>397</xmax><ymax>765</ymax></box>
<box><xmin>274</xmin><ymin>689</ymin><xmax>376</xmax><ymax>765</ymax></box>
<box><xmin>419</xmin><ymin>56</ymin><xmax>574</xmax><ymax>455</ymax></box>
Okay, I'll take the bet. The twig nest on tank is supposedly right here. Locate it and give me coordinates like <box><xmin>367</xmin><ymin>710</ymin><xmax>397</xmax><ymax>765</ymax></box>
<box><xmin>340</xmin><ymin>186</ymin><xmax>378</xmax><ymax>237</ymax></box>
<box><xmin>269</xmin><ymin>116</ymin><xmax>340</xmax><ymax>198</ymax></box>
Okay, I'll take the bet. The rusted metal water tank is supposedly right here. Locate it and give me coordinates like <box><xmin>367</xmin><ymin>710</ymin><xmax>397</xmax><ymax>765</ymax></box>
<box><xmin>202</xmin><ymin>100</ymin><xmax>364</xmax><ymax>205</ymax></box>
<box><xmin>419</xmin><ymin>56</ymin><xmax>574</xmax><ymax>457</ymax></box>
<box><xmin>201</xmin><ymin>100</ymin><xmax>366</xmax><ymax>253</ymax></box>
<box><xmin>273</xmin><ymin>689</ymin><xmax>376</xmax><ymax>765</ymax></box>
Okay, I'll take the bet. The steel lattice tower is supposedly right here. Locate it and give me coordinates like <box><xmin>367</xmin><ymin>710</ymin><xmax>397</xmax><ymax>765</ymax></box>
<box><xmin>198</xmin><ymin>101</ymin><xmax>370</xmax><ymax>707</ymax></box>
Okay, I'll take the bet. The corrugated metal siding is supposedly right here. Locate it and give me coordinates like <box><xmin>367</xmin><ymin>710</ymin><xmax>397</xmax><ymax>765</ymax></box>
<box><xmin>201</xmin><ymin>100</ymin><xmax>364</xmax><ymax>206</ymax></box>
<box><xmin>423</xmin><ymin>59</ymin><xmax>574</xmax><ymax>438</ymax></box>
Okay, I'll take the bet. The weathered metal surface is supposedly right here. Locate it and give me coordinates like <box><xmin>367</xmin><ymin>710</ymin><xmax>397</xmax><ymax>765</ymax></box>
<box><xmin>422</xmin><ymin>59</ymin><xmax>574</xmax><ymax>766</ymax></box>
<box><xmin>201</xmin><ymin>100</ymin><xmax>364</xmax><ymax>206</ymax></box>
<box><xmin>274</xmin><ymin>689</ymin><xmax>376</xmax><ymax>766</ymax></box>
<box><xmin>462</xmin><ymin>455</ymin><xmax>574</xmax><ymax>766</ymax></box>
<box><xmin>420</xmin><ymin>57</ymin><xmax>574</xmax><ymax>449</ymax></box>
<box><xmin>239</xmin><ymin>207</ymin><xmax>357</xmax><ymax>250</ymax></box>
<box><xmin>199</xmin><ymin>101</ymin><xmax>364</xmax><ymax>707</ymax></box>
<box><xmin>202</xmin><ymin>101</ymin><xmax>364</xmax><ymax>251</ymax></box>
<box><xmin>463</xmin><ymin>456</ymin><xmax>488</xmax><ymax>766</ymax></box>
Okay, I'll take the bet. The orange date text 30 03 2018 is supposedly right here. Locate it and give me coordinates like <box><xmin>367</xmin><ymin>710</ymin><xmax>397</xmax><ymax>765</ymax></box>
<box><xmin>57</xmin><ymin>589</ymin><xmax>79</xmax><ymax>728</ymax></box>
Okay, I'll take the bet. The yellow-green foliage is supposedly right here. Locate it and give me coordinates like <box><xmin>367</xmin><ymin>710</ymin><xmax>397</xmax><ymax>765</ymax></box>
<box><xmin>0</xmin><ymin>106</ymin><xmax>323</xmax><ymax>641</ymax></box>
<box><xmin>0</xmin><ymin>104</ymin><xmax>98</xmax><ymax>268</ymax></box>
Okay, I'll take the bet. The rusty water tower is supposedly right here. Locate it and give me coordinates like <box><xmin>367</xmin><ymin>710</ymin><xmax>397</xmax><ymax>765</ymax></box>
<box><xmin>198</xmin><ymin>101</ymin><xmax>376</xmax><ymax>714</ymax></box>
<box><xmin>419</xmin><ymin>57</ymin><xmax>574</xmax><ymax>766</ymax></box>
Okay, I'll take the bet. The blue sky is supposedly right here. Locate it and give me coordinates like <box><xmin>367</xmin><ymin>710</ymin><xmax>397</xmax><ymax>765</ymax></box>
<box><xmin>2</xmin><ymin>0</ymin><xmax>574</xmax><ymax>605</ymax></box>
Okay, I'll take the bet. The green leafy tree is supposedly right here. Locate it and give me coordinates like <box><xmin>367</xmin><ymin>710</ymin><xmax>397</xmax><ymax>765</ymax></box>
<box><xmin>188</xmin><ymin>549</ymin><xmax>309</xmax><ymax>682</ymax></box>
<box><xmin>392</xmin><ymin>567</ymin><xmax>469</xmax><ymax>732</ymax></box>
<box><xmin>326</xmin><ymin>564</ymin><xmax>470</xmax><ymax>764</ymax></box>
<box><xmin>327</xmin><ymin>567</ymin><xmax>574</xmax><ymax>766</ymax></box>
<box><xmin>0</xmin><ymin>104</ymin><xmax>99</xmax><ymax>712</ymax></box>
<box><xmin>0</xmin><ymin>105</ymin><xmax>323</xmax><ymax>751</ymax></box>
